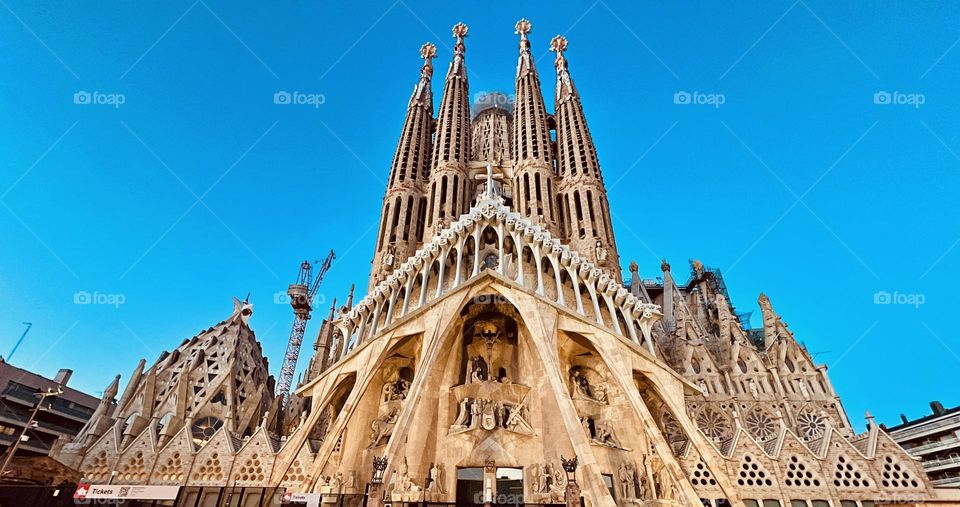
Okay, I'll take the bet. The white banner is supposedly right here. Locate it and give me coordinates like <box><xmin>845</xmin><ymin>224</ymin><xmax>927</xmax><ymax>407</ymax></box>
<box><xmin>74</xmin><ymin>484</ymin><xmax>180</xmax><ymax>500</ymax></box>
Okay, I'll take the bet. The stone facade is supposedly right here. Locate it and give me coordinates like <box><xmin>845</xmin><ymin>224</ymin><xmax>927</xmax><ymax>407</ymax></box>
<box><xmin>51</xmin><ymin>19</ymin><xmax>960</xmax><ymax>507</ymax></box>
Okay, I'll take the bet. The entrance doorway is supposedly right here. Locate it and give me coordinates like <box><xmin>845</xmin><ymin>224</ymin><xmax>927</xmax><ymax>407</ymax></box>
<box><xmin>456</xmin><ymin>467</ymin><xmax>484</xmax><ymax>505</ymax></box>
<box><xmin>455</xmin><ymin>466</ymin><xmax>525</xmax><ymax>505</ymax></box>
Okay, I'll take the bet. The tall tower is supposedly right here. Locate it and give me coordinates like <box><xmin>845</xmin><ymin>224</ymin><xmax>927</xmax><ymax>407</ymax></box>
<box><xmin>426</xmin><ymin>23</ymin><xmax>472</xmax><ymax>237</ymax></box>
<box><xmin>512</xmin><ymin>19</ymin><xmax>559</xmax><ymax>234</ymax></box>
<box><xmin>370</xmin><ymin>43</ymin><xmax>436</xmax><ymax>290</ymax></box>
<box><xmin>550</xmin><ymin>36</ymin><xmax>621</xmax><ymax>278</ymax></box>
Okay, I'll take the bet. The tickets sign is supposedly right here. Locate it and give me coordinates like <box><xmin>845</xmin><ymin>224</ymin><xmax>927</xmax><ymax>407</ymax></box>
<box><xmin>74</xmin><ymin>484</ymin><xmax>180</xmax><ymax>500</ymax></box>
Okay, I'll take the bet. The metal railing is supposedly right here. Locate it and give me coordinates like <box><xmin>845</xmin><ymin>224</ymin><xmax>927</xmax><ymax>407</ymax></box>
<box><xmin>904</xmin><ymin>436</ymin><xmax>960</xmax><ymax>455</ymax></box>
<box><xmin>889</xmin><ymin>415</ymin><xmax>960</xmax><ymax>441</ymax></box>
<box><xmin>923</xmin><ymin>455</ymin><xmax>960</xmax><ymax>471</ymax></box>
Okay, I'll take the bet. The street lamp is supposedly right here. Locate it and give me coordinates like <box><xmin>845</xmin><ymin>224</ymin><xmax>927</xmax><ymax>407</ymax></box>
<box><xmin>371</xmin><ymin>456</ymin><xmax>388</xmax><ymax>485</ymax></box>
<box><xmin>560</xmin><ymin>455</ymin><xmax>578</xmax><ymax>485</ymax></box>
<box><xmin>0</xmin><ymin>386</ymin><xmax>62</xmax><ymax>479</ymax></box>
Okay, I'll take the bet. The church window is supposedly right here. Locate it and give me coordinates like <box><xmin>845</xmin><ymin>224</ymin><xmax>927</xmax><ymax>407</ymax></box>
<box><xmin>191</xmin><ymin>416</ymin><xmax>223</xmax><ymax>445</ymax></box>
<box><xmin>439</xmin><ymin>176</ymin><xmax>448</xmax><ymax>219</ymax></box>
<box><xmin>586</xmin><ymin>190</ymin><xmax>598</xmax><ymax>237</ymax></box>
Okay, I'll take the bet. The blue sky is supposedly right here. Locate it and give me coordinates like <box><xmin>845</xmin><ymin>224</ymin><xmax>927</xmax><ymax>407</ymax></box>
<box><xmin>0</xmin><ymin>1</ymin><xmax>958</xmax><ymax>430</ymax></box>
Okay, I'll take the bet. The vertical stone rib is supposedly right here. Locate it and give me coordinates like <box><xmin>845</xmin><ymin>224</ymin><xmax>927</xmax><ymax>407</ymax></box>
<box><xmin>370</xmin><ymin>43</ymin><xmax>436</xmax><ymax>290</ymax></box>
<box><xmin>426</xmin><ymin>23</ymin><xmax>472</xmax><ymax>236</ymax></box>
<box><xmin>551</xmin><ymin>35</ymin><xmax>621</xmax><ymax>279</ymax></box>
<box><xmin>512</xmin><ymin>19</ymin><xmax>559</xmax><ymax>235</ymax></box>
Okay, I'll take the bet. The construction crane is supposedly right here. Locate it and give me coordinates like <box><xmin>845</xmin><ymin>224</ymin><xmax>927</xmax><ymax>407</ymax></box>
<box><xmin>276</xmin><ymin>250</ymin><xmax>335</xmax><ymax>403</ymax></box>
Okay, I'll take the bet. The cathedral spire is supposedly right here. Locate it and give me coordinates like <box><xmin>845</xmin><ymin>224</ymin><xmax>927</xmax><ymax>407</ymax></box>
<box><xmin>426</xmin><ymin>23</ymin><xmax>472</xmax><ymax>236</ymax></box>
<box><xmin>370</xmin><ymin>43</ymin><xmax>436</xmax><ymax>290</ymax></box>
<box><xmin>512</xmin><ymin>19</ymin><xmax>559</xmax><ymax>234</ymax></box>
<box><xmin>551</xmin><ymin>35</ymin><xmax>621</xmax><ymax>279</ymax></box>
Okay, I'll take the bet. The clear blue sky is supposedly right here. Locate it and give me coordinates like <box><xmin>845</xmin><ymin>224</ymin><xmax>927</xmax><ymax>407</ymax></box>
<box><xmin>0</xmin><ymin>1</ymin><xmax>957</xmax><ymax>430</ymax></box>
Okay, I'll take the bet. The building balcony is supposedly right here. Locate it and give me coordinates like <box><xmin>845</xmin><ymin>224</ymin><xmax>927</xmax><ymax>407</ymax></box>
<box><xmin>924</xmin><ymin>455</ymin><xmax>960</xmax><ymax>472</ymax></box>
<box><xmin>932</xmin><ymin>475</ymin><xmax>960</xmax><ymax>488</ymax></box>
<box><xmin>890</xmin><ymin>415</ymin><xmax>960</xmax><ymax>442</ymax></box>
<box><xmin>0</xmin><ymin>385</ymin><xmax>93</xmax><ymax>422</ymax></box>
<box><xmin>0</xmin><ymin>405</ymin><xmax>78</xmax><ymax>438</ymax></box>
<box><xmin>905</xmin><ymin>436</ymin><xmax>960</xmax><ymax>456</ymax></box>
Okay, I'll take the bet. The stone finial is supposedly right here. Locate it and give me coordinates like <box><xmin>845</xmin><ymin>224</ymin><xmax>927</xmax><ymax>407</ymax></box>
<box><xmin>420</xmin><ymin>42</ymin><xmax>437</xmax><ymax>61</ymax></box>
<box><xmin>660</xmin><ymin>259</ymin><xmax>671</xmax><ymax>272</ymax></box>
<box><xmin>692</xmin><ymin>259</ymin><xmax>704</xmax><ymax>274</ymax></box>
<box><xmin>549</xmin><ymin>35</ymin><xmax>568</xmax><ymax>53</ymax></box>
<box><xmin>629</xmin><ymin>260</ymin><xmax>639</xmax><ymax>275</ymax></box>
<box><xmin>515</xmin><ymin>18</ymin><xmax>532</xmax><ymax>38</ymax></box>
<box><xmin>452</xmin><ymin>22</ymin><xmax>468</xmax><ymax>39</ymax></box>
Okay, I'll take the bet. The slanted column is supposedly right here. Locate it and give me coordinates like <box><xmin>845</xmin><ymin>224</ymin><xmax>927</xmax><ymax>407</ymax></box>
<box><xmin>551</xmin><ymin>256</ymin><xmax>565</xmax><ymax>306</ymax></box>
<box><xmin>435</xmin><ymin>249</ymin><xmax>448</xmax><ymax>298</ymax></box>
<box><xmin>471</xmin><ymin>229</ymin><xmax>481</xmax><ymax>277</ymax></box>
<box><xmin>454</xmin><ymin>238</ymin><xmax>465</xmax><ymax>286</ymax></box>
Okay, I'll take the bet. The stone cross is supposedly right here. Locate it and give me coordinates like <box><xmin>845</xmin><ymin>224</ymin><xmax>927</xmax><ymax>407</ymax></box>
<box><xmin>475</xmin><ymin>163</ymin><xmax>505</xmax><ymax>200</ymax></box>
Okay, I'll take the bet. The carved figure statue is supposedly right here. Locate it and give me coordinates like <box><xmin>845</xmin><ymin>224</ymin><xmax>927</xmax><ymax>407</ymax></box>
<box><xmin>594</xmin><ymin>382</ymin><xmax>608</xmax><ymax>403</ymax></box>
<box><xmin>332</xmin><ymin>472</ymin><xmax>343</xmax><ymax>492</ymax></box>
<box><xmin>748</xmin><ymin>378</ymin><xmax>760</xmax><ymax>398</ymax></box>
<box><xmin>698</xmin><ymin>379</ymin><xmax>709</xmax><ymax>395</ymax></box>
<box><xmin>593</xmin><ymin>420</ymin><xmax>622</xmax><ymax>448</ymax></box>
<box><xmin>595</xmin><ymin>240</ymin><xmax>608</xmax><ymax>262</ymax></box>
<box><xmin>370</xmin><ymin>408</ymin><xmax>399</xmax><ymax>446</ymax></box>
<box><xmin>570</xmin><ymin>368</ymin><xmax>591</xmax><ymax>398</ymax></box>
<box><xmin>580</xmin><ymin>417</ymin><xmax>592</xmax><ymax>438</ymax></box>
<box><xmin>426</xmin><ymin>463</ymin><xmax>444</xmax><ymax>494</ymax></box>
<box><xmin>381</xmin><ymin>381</ymin><xmax>394</xmax><ymax>403</ymax></box>
<box><xmin>392</xmin><ymin>378</ymin><xmax>410</xmax><ymax>401</ymax></box>
<box><xmin>798</xmin><ymin>378</ymin><xmax>811</xmax><ymax>400</ymax></box>
<box><xmin>470</xmin><ymin>400</ymin><xmax>482</xmax><ymax>429</ymax></box>
<box><xmin>618</xmin><ymin>463</ymin><xmax>636</xmax><ymax>498</ymax></box>
<box><xmin>452</xmin><ymin>397</ymin><xmax>470</xmax><ymax>428</ymax></box>
<box><xmin>381</xmin><ymin>245</ymin><xmax>396</xmax><ymax>268</ymax></box>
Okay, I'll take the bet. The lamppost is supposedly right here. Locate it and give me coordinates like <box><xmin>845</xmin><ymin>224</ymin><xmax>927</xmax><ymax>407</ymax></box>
<box><xmin>0</xmin><ymin>386</ymin><xmax>62</xmax><ymax>479</ymax></box>
<box><xmin>366</xmin><ymin>456</ymin><xmax>388</xmax><ymax>506</ymax></box>
<box><xmin>560</xmin><ymin>455</ymin><xmax>580</xmax><ymax>507</ymax></box>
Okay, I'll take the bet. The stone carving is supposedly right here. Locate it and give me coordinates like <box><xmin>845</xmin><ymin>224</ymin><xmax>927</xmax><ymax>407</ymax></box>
<box><xmin>595</xmin><ymin>240</ymin><xmax>608</xmax><ymax>262</ymax></box>
<box><xmin>618</xmin><ymin>462</ymin><xmax>637</xmax><ymax>498</ymax></box>
<box><xmin>569</xmin><ymin>366</ymin><xmax>608</xmax><ymax>404</ymax></box>
<box><xmin>451</xmin><ymin>397</ymin><xmax>470</xmax><ymax>429</ymax></box>
<box><xmin>392</xmin><ymin>457</ymin><xmax>422</xmax><ymax>501</ymax></box>
<box><xmin>531</xmin><ymin>461</ymin><xmax>565</xmax><ymax>503</ymax></box>
<box><xmin>469</xmin><ymin>356</ymin><xmax>487</xmax><ymax>383</ymax></box>
<box><xmin>381</xmin><ymin>245</ymin><xmax>396</xmax><ymax>269</ymax></box>
<box><xmin>426</xmin><ymin>463</ymin><xmax>444</xmax><ymax>494</ymax></box>
<box><xmin>452</xmin><ymin>397</ymin><xmax>533</xmax><ymax>435</ymax></box>
<box><xmin>798</xmin><ymin>378</ymin><xmax>811</xmax><ymax>400</ymax></box>
<box><xmin>749</xmin><ymin>378</ymin><xmax>760</xmax><ymax>398</ymax></box>
<box><xmin>592</xmin><ymin>420</ymin><xmax>623</xmax><ymax>448</ymax></box>
<box><xmin>370</xmin><ymin>408</ymin><xmax>399</xmax><ymax>446</ymax></box>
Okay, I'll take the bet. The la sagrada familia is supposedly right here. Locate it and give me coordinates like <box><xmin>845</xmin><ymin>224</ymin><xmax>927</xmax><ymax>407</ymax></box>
<box><xmin>52</xmin><ymin>20</ymin><xmax>957</xmax><ymax>507</ymax></box>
